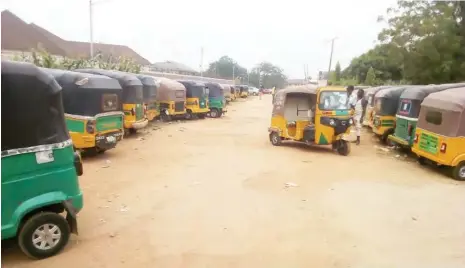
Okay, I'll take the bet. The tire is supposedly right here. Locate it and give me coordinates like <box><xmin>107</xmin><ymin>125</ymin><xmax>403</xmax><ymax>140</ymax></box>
<box><xmin>185</xmin><ymin>110</ymin><xmax>193</xmax><ymax>120</ymax></box>
<box><xmin>161</xmin><ymin>113</ymin><xmax>171</xmax><ymax>122</ymax></box>
<box><xmin>269</xmin><ymin>132</ymin><xmax>282</xmax><ymax>146</ymax></box>
<box><xmin>418</xmin><ymin>156</ymin><xmax>427</xmax><ymax>166</ymax></box>
<box><xmin>210</xmin><ymin>108</ymin><xmax>219</xmax><ymax>118</ymax></box>
<box><xmin>452</xmin><ymin>162</ymin><xmax>465</xmax><ymax>181</ymax></box>
<box><xmin>84</xmin><ymin>147</ymin><xmax>98</xmax><ymax>157</ymax></box>
<box><xmin>380</xmin><ymin>129</ymin><xmax>394</xmax><ymax>144</ymax></box>
<box><xmin>129</xmin><ymin>128</ymin><xmax>137</xmax><ymax>135</ymax></box>
<box><xmin>18</xmin><ymin>212</ymin><xmax>71</xmax><ymax>259</ymax></box>
<box><xmin>337</xmin><ymin>140</ymin><xmax>350</xmax><ymax>156</ymax></box>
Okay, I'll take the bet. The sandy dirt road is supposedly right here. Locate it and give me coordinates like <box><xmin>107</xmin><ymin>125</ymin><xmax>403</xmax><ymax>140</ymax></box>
<box><xmin>3</xmin><ymin>94</ymin><xmax>465</xmax><ymax>268</ymax></box>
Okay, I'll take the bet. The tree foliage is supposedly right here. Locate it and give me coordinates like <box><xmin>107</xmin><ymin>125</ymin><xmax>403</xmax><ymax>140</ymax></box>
<box><xmin>334</xmin><ymin>62</ymin><xmax>341</xmax><ymax>82</ymax></box>
<box><xmin>248</xmin><ymin>62</ymin><xmax>287</xmax><ymax>89</ymax></box>
<box><xmin>343</xmin><ymin>0</ymin><xmax>465</xmax><ymax>85</ymax></box>
<box><xmin>364</xmin><ymin>67</ymin><xmax>376</xmax><ymax>85</ymax></box>
<box><xmin>11</xmin><ymin>46</ymin><xmax>142</xmax><ymax>73</ymax></box>
<box><xmin>205</xmin><ymin>56</ymin><xmax>247</xmax><ymax>81</ymax></box>
<box><xmin>206</xmin><ymin>56</ymin><xmax>287</xmax><ymax>88</ymax></box>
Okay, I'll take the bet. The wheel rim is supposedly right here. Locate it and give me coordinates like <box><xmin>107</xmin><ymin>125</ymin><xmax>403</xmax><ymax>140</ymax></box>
<box><xmin>272</xmin><ymin>134</ymin><xmax>279</xmax><ymax>144</ymax></box>
<box><xmin>459</xmin><ymin>166</ymin><xmax>465</xmax><ymax>178</ymax></box>
<box><xmin>32</xmin><ymin>224</ymin><xmax>62</xmax><ymax>250</ymax></box>
<box><xmin>211</xmin><ymin>110</ymin><xmax>217</xmax><ymax>117</ymax></box>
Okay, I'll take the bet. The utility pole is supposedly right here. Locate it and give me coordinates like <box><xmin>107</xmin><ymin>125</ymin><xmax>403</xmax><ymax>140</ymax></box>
<box><xmin>232</xmin><ymin>65</ymin><xmax>235</xmax><ymax>84</ymax></box>
<box><xmin>247</xmin><ymin>69</ymin><xmax>250</xmax><ymax>85</ymax></box>
<box><xmin>327</xmin><ymin>37</ymin><xmax>337</xmax><ymax>78</ymax></box>
<box><xmin>89</xmin><ymin>0</ymin><xmax>94</xmax><ymax>59</ymax></box>
<box><xmin>200</xmin><ymin>46</ymin><xmax>204</xmax><ymax>77</ymax></box>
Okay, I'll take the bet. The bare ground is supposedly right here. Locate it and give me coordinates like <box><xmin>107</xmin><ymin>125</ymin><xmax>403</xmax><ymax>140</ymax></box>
<box><xmin>2</xmin><ymin>94</ymin><xmax>465</xmax><ymax>268</ymax></box>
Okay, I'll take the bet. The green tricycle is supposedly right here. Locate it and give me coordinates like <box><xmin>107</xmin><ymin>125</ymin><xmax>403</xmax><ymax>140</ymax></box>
<box><xmin>1</xmin><ymin>61</ymin><xmax>84</xmax><ymax>259</ymax></box>
<box><xmin>205</xmin><ymin>82</ymin><xmax>227</xmax><ymax>118</ymax></box>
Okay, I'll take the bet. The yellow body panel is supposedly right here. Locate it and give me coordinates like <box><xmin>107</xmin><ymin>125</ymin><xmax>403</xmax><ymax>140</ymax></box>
<box><xmin>70</xmin><ymin>131</ymin><xmax>97</xmax><ymax>149</ymax></box>
<box><xmin>371</xmin><ymin>115</ymin><xmax>395</xmax><ymax>136</ymax></box>
<box><xmin>186</xmin><ymin>97</ymin><xmax>209</xmax><ymax>114</ymax></box>
<box><xmin>68</xmin><ymin>118</ymin><xmax>123</xmax><ymax>150</ymax></box>
<box><xmin>240</xmin><ymin>92</ymin><xmax>248</xmax><ymax>98</ymax></box>
<box><xmin>123</xmin><ymin>103</ymin><xmax>148</xmax><ymax>129</ymax></box>
<box><xmin>364</xmin><ymin>106</ymin><xmax>375</xmax><ymax>126</ymax></box>
<box><xmin>146</xmin><ymin>109</ymin><xmax>157</xmax><ymax>121</ymax></box>
<box><xmin>270</xmin><ymin>115</ymin><xmax>351</xmax><ymax>144</ymax></box>
<box><xmin>412</xmin><ymin>128</ymin><xmax>465</xmax><ymax>167</ymax></box>
<box><xmin>235</xmin><ymin>92</ymin><xmax>240</xmax><ymax>99</ymax></box>
<box><xmin>160</xmin><ymin>101</ymin><xmax>186</xmax><ymax>116</ymax></box>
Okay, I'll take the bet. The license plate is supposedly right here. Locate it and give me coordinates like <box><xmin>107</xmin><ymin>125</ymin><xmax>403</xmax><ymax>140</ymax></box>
<box><xmin>106</xmin><ymin>136</ymin><xmax>116</xmax><ymax>143</ymax></box>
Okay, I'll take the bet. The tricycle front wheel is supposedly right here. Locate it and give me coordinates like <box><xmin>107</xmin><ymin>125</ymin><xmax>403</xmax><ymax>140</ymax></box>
<box><xmin>269</xmin><ymin>132</ymin><xmax>282</xmax><ymax>146</ymax></box>
<box><xmin>18</xmin><ymin>212</ymin><xmax>71</xmax><ymax>259</ymax></box>
<box><xmin>337</xmin><ymin>140</ymin><xmax>350</xmax><ymax>156</ymax></box>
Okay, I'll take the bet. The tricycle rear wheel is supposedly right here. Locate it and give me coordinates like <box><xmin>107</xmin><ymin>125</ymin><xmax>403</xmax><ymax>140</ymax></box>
<box><xmin>452</xmin><ymin>162</ymin><xmax>465</xmax><ymax>181</ymax></box>
<box><xmin>18</xmin><ymin>212</ymin><xmax>70</xmax><ymax>259</ymax></box>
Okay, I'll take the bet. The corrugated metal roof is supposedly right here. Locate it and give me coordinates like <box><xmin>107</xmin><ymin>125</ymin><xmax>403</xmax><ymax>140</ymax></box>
<box><xmin>151</xmin><ymin>61</ymin><xmax>199</xmax><ymax>74</ymax></box>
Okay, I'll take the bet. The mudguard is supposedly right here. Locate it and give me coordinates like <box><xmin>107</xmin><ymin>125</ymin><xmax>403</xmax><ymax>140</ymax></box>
<box><xmin>63</xmin><ymin>200</ymin><xmax>79</xmax><ymax>235</ymax></box>
<box><xmin>451</xmin><ymin>153</ymin><xmax>465</xmax><ymax>167</ymax></box>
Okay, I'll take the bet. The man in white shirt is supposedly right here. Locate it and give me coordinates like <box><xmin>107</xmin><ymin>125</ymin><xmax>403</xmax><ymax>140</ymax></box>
<box><xmin>354</xmin><ymin>89</ymin><xmax>365</xmax><ymax>145</ymax></box>
<box><xmin>347</xmin><ymin>85</ymin><xmax>357</xmax><ymax>109</ymax></box>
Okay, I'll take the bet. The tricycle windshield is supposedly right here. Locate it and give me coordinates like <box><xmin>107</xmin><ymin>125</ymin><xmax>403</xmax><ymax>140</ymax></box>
<box><xmin>319</xmin><ymin>91</ymin><xmax>349</xmax><ymax>110</ymax></box>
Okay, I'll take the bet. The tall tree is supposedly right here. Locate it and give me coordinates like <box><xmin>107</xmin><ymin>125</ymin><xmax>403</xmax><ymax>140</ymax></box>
<box><xmin>377</xmin><ymin>0</ymin><xmax>465</xmax><ymax>84</ymax></box>
<box><xmin>248</xmin><ymin>62</ymin><xmax>287</xmax><ymax>88</ymax></box>
<box><xmin>334</xmin><ymin>62</ymin><xmax>341</xmax><ymax>82</ymax></box>
<box><xmin>364</xmin><ymin>67</ymin><xmax>376</xmax><ymax>85</ymax></box>
<box><xmin>343</xmin><ymin>0</ymin><xmax>465</xmax><ymax>85</ymax></box>
<box><xmin>205</xmin><ymin>56</ymin><xmax>247</xmax><ymax>82</ymax></box>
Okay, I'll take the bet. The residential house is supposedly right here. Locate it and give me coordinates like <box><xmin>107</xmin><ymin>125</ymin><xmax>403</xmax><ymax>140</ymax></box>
<box><xmin>1</xmin><ymin>10</ymin><xmax>151</xmax><ymax>66</ymax></box>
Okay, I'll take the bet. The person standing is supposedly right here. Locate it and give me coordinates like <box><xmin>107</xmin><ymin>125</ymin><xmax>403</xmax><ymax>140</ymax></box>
<box><xmin>346</xmin><ymin>85</ymin><xmax>357</xmax><ymax>109</ymax></box>
<box><xmin>259</xmin><ymin>85</ymin><xmax>264</xmax><ymax>100</ymax></box>
<box><xmin>354</xmin><ymin>89</ymin><xmax>365</xmax><ymax>145</ymax></box>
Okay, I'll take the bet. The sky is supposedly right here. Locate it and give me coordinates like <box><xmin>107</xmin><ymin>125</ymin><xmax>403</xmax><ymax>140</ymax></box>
<box><xmin>1</xmin><ymin>0</ymin><xmax>396</xmax><ymax>79</ymax></box>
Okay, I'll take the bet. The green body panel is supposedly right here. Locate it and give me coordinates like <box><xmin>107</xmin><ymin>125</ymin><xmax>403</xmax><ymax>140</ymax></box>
<box><xmin>335</xmin><ymin>110</ymin><xmax>349</xmax><ymax>116</ymax></box>
<box><xmin>318</xmin><ymin>133</ymin><xmax>329</xmax><ymax>145</ymax></box>
<box><xmin>65</xmin><ymin>118</ymin><xmax>85</xmax><ymax>133</ymax></box>
<box><xmin>209</xmin><ymin>97</ymin><xmax>225</xmax><ymax>109</ymax></box>
<box><xmin>96</xmin><ymin>114</ymin><xmax>123</xmax><ymax>132</ymax></box>
<box><xmin>381</xmin><ymin>120</ymin><xmax>395</xmax><ymax>127</ymax></box>
<box><xmin>393</xmin><ymin>117</ymin><xmax>417</xmax><ymax>146</ymax></box>
<box><xmin>1</xmin><ymin>145</ymin><xmax>83</xmax><ymax>239</ymax></box>
<box><xmin>135</xmin><ymin>104</ymin><xmax>144</xmax><ymax>120</ymax></box>
<box><xmin>419</xmin><ymin>132</ymin><xmax>439</xmax><ymax>154</ymax></box>
<box><xmin>199</xmin><ymin>97</ymin><xmax>208</xmax><ymax>109</ymax></box>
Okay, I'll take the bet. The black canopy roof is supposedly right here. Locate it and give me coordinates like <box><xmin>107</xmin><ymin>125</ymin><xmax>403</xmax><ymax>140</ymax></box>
<box><xmin>42</xmin><ymin>68</ymin><xmax>123</xmax><ymax>116</ymax></box>
<box><xmin>136</xmin><ymin>74</ymin><xmax>158</xmax><ymax>102</ymax></box>
<box><xmin>205</xmin><ymin>82</ymin><xmax>224</xmax><ymax>98</ymax></box>
<box><xmin>178</xmin><ymin>80</ymin><xmax>206</xmax><ymax>98</ymax></box>
<box><xmin>400</xmin><ymin>83</ymin><xmax>465</xmax><ymax>101</ymax></box>
<box><xmin>75</xmin><ymin>69</ymin><xmax>143</xmax><ymax>103</ymax></box>
<box><xmin>1</xmin><ymin>60</ymin><xmax>69</xmax><ymax>151</ymax></box>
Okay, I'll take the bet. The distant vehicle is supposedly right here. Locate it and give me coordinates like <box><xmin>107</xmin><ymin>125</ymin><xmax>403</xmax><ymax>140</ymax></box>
<box><xmin>249</xmin><ymin>87</ymin><xmax>259</xmax><ymax>96</ymax></box>
<box><xmin>263</xmin><ymin>88</ymin><xmax>272</xmax><ymax>94</ymax></box>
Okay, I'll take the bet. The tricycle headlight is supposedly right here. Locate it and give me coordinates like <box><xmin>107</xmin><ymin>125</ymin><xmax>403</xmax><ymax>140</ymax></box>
<box><xmin>329</xmin><ymin>119</ymin><xmax>336</xmax><ymax>126</ymax></box>
<box><xmin>349</xmin><ymin>118</ymin><xmax>354</xmax><ymax>125</ymax></box>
